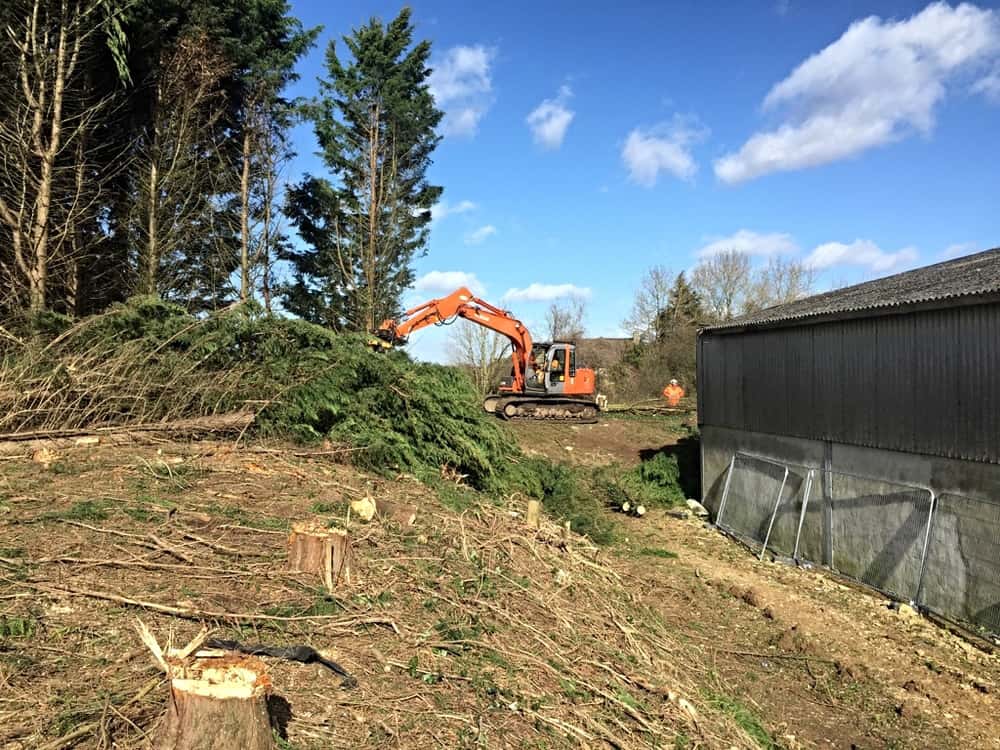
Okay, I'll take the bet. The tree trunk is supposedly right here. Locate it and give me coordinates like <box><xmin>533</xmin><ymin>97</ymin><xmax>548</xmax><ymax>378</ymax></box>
<box><xmin>240</xmin><ymin>129</ymin><xmax>252</xmax><ymax>302</ymax></box>
<box><xmin>287</xmin><ymin>521</ymin><xmax>352</xmax><ymax>590</ymax></box>
<box><xmin>144</xmin><ymin>158</ymin><xmax>159</xmax><ymax>294</ymax></box>
<box><xmin>154</xmin><ymin>655</ymin><xmax>275</xmax><ymax>750</ymax></box>
<box><xmin>526</xmin><ymin>499</ymin><xmax>540</xmax><ymax>529</ymax></box>
<box><xmin>261</xmin><ymin>156</ymin><xmax>273</xmax><ymax>313</ymax></box>
<box><xmin>365</xmin><ymin>102</ymin><xmax>380</xmax><ymax>332</ymax></box>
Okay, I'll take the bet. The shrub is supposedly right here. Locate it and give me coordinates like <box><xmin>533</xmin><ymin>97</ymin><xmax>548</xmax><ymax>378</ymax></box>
<box><xmin>509</xmin><ymin>457</ymin><xmax>616</xmax><ymax>545</ymax></box>
<box><xmin>594</xmin><ymin>453</ymin><xmax>686</xmax><ymax>512</ymax></box>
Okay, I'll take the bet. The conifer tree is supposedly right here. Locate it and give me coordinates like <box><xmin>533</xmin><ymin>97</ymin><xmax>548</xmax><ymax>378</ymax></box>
<box><xmin>655</xmin><ymin>272</ymin><xmax>704</xmax><ymax>338</ymax></box>
<box><xmin>284</xmin><ymin>8</ymin><xmax>443</xmax><ymax>332</ymax></box>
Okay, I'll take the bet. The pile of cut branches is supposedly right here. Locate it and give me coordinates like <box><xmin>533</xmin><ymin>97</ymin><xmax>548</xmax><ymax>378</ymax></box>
<box><xmin>0</xmin><ymin>298</ymin><xmax>537</xmax><ymax>496</ymax></box>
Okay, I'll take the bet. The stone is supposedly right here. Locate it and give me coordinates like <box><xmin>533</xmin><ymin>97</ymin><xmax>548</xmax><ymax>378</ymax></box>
<box><xmin>685</xmin><ymin>499</ymin><xmax>709</xmax><ymax>517</ymax></box>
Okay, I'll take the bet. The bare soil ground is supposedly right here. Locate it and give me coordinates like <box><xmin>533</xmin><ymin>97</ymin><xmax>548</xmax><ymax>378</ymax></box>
<box><xmin>0</xmin><ymin>417</ymin><xmax>997</xmax><ymax>749</ymax></box>
<box><xmin>510</xmin><ymin>414</ymin><xmax>694</xmax><ymax>468</ymax></box>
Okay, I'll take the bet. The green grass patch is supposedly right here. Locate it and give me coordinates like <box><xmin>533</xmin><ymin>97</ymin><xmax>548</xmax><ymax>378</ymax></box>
<box><xmin>0</xmin><ymin>616</ymin><xmax>37</xmax><ymax>639</ymax></box>
<box><xmin>44</xmin><ymin>499</ymin><xmax>111</xmax><ymax>522</ymax></box>
<box><xmin>309</xmin><ymin>500</ymin><xmax>346</xmax><ymax>514</ymax></box>
<box><xmin>707</xmin><ymin>691</ymin><xmax>779</xmax><ymax>749</ymax></box>
<box><xmin>263</xmin><ymin>594</ymin><xmax>345</xmax><ymax>619</ymax></box>
<box><xmin>122</xmin><ymin>506</ymin><xmax>159</xmax><ymax>523</ymax></box>
<box><xmin>636</xmin><ymin>546</ymin><xmax>678</xmax><ymax>559</ymax></box>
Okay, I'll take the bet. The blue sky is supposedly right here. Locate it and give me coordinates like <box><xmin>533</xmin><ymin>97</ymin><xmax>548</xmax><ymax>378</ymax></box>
<box><xmin>284</xmin><ymin>0</ymin><xmax>1000</xmax><ymax>361</ymax></box>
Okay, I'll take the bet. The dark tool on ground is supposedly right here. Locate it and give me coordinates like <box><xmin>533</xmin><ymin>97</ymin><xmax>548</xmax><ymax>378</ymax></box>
<box><xmin>204</xmin><ymin>638</ymin><xmax>357</xmax><ymax>688</ymax></box>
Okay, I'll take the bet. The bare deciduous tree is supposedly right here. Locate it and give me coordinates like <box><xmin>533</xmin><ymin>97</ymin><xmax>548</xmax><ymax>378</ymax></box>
<box><xmin>447</xmin><ymin>321</ymin><xmax>509</xmax><ymax>397</ymax></box>
<box><xmin>545</xmin><ymin>297</ymin><xmax>586</xmax><ymax>341</ymax></box>
<box><xmin>622</xmin><ymin>264</ymin><xmax>673</xmax><ymax>340</ymax></box>
<box><xmin>692</xmin><ymin>251</ymin><xmax>817</xmax><ymax>322</ymax></box>
<box><xmin>133</xmin><ymin>32</ymin><xmax>231</xmax><ymax>298</ymax></box>
<box><xmin>0</xmin><ymin>0</ymin><xmax>119</xmax><ymax>313</ymax></box>
<box><xmin>691</xmin><ymin>251</ymin><xmax>752</xmax><ymax>322</ymax></box>
<box><xmin>748</xmin><ymin>256</ymin><xmax>817</xmax><ymax>311</ymax></box>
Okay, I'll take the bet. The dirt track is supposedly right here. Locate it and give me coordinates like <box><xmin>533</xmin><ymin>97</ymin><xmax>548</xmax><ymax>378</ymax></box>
<box><xmin>0</xmin><ymin>417</ymin><xmax>997</xmax><ymax>748</ymax></box>
<box><xmin>515</xmin><ymin>415</ymin><xmax>1000</xmax><ymax>748</ymax></box>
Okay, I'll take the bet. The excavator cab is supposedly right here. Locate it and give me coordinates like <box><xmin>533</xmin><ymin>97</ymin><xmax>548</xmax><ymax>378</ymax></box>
<box><xmin>544</xmin><ymin>343</ymin><xmax>572</xmax><ymax>394</ymax></box>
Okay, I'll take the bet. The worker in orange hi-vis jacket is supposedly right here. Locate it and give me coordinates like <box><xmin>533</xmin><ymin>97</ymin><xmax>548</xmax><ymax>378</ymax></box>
<box><xmin>662</xmin><ymin>379</ymin><xmax>685</xmax><ymax>407</ymax></box>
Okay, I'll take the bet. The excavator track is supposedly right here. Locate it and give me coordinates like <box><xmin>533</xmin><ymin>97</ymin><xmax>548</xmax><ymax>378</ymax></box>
<box><xmin>488</xmin><ymin>395</ymin><xmax>600</xmax><ymax>423</ymax></box>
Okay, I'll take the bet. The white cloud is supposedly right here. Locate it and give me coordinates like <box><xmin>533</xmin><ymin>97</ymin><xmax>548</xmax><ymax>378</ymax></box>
<box><xmin>715</xmin><ymin>2</ymin><xmax>1000</xmax><ymax>184</ymax></box>
<box><xmin>804</xmin><ymin>240</ymin><xmax>918</xmax><ymax>273</ymax></box>
<box><xmin>428</xmin><ymin>45</ymin><xmax>496</xmax><ymax>137</ymax></box>
<box><xmin>973</xmin><ymin>68</ymin><xmax>1000</xmax><ymax>101</ymax></box>
<box><xmin>431</xmin><ymin>199</ymin><xmax>476</xmax><ymax>225</ymax></box>
<box><xmin>464</xmin><ymin>225</ymin><xmax>497</xmax><ymax>245</ymax></box>
<box><xmin>502</xmin><ymin>283</ymin><xmax>591</xmax><ymax>302</ymax></box>
<box><xmin>696</xmin><ymin>229</ymin><xmax>799</xmax><ymax>258</ymax></box>
<box><xmin>414</xmin><ymin>270</ymin><xmax>486</xmax><ymax>297</ymax></box>
<box><xmin>940</xmin><ymin>241</ymin><xmax>978</xmax><ymax>259</ymax></box>
<box><xmin>622</xmin><ymin>116</ymin><xmax>707</xmax><ymax>186</ymax></box>
<box><xmin>526</xmin><ymin>85</ymin><xmax>575</xmax><ymax>149</ymax></box>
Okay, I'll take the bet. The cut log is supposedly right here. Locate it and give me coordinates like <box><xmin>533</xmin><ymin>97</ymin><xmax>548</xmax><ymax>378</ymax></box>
<box><xmin>287</xmin><ymin>520</ymin><xmax>352</xmax><ymax>590</ymax></box>
<box><xmin>155</xmin><ymin>654</ymin><xmax>275</xmax><ymax>750</ymax></box>
<box><xmin>525</xmin><ymin>499</ymin><xmax>540</xmax><ymax>529</ymax></box>
<box><xmin>375</xmin><ymin>499</ymin><xmax>418</xmax><ymax>526</ymax></box>
<box><xmin>0</xmin><ymin>412</ymin><xmax>255</xmax><ymax>455</ymax></box>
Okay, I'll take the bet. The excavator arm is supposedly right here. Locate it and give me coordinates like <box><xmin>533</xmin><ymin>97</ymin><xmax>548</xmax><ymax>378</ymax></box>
<box><xmin>376</xmin><ymin>287</ymin><xmax>535</xmax><ymax>392</ymax></box>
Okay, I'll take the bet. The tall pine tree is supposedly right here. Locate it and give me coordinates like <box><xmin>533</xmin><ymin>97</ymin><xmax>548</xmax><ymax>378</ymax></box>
<box><xmin>284</xmin><ymin>8</ymin><xmax>442</xmax><ymax>332</ymax></box>
<box><xmin>655</xmin><ymin>271</ymin><xmax>704</xmax><ymax>338</ymax></box>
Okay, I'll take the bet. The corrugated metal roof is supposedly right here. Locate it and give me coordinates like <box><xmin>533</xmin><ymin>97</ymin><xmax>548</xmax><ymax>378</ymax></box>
<box><xmin>705</xmin><ymin>247</ymin><xmax>1000</xmax><ymax>332</ymax></box>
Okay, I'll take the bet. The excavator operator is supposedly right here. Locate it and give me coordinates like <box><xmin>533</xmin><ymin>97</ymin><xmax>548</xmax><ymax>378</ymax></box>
<box><xmin>663</xmin><ymin>379</ymin><xmax>685</xmax><ymax>407</ymax></box>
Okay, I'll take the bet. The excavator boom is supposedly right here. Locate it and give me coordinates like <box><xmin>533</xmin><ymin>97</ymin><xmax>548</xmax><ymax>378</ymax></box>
<box><xmin>378</xmin><ymin>287</ymin><xmax>535</xmax><ymax>392</ymax></box>
<box><xmin>377</xmin><ymin>286</ymin><xmax>599</xmax><ymax>422</ymax></box>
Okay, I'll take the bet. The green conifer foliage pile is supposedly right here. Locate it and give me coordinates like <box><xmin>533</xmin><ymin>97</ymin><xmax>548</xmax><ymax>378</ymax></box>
<box><xmin>3</xmin><ymin>298</ymin><xmax>519</xmax><ymax>492</ymax></box>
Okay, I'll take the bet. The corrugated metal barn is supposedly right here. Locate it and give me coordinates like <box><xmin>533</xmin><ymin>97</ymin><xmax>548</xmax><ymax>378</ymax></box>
<box><xmin>699</xmin><ymin>250</ymin><xmax>1000</xmax><ymax>465</ymax></box>
<box><xmin>697</xmin><ymin>248</ymin><xmax>1000</xmax><ymax>637</ymax></box>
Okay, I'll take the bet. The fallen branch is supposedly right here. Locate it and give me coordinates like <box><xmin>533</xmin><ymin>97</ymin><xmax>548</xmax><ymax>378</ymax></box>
<box><xmin>34</xmin><ymin>556</ymin><xmax>252</xmax><ymax>578</ymax></box>
<box><xmin>716</xmin><ymin>648</ymin><xmax>835</xmax><ymax>664</ymax></box>
<box><xmin>9</xmin><ymin>579</ymin><xmax>400</xmax><ymax>631</ymax></box>
<box><xmin>58</xmin><ymin>520</ymin><xmax>194</xmax><ymax>564</ymax></box>
<box><xmin>0</xmin><ymin>412</ymin><xmax>255</xmax><ymax>450</ymax></box>
<box><xmin>35</xmin><ymin>676</ymin><xmax>163</xmax><ymax>750</ymax></box>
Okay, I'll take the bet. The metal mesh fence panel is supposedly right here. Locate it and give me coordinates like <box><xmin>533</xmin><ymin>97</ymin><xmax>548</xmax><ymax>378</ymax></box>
<box><xmin>918</xmin><ymin>493</ymin><xmax>1000</xmax><ymax>639</ymax></box>
<box><xmin>762</xmin><ymin>470</ymin><xmax>812</xmax><ymax>559</ymax></box>
<box><xmin>827</xmin><ymin>472</ymin><xmax>933</xmax><ymax>602</ymax></box>
<box><xmin>717</xmin><ymin>453</ymin><xmax>790</xmax><ymax>551</ymax></box>
<box><xmin>792</xmin><ymin>486</ymin><xmax>825</xmax><ymax>564</ymax></box>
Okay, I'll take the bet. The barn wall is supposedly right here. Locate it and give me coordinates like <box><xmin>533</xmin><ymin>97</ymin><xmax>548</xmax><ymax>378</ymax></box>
<box><xmin>701</xmin><ymin>424</ymin><xmax>1000</xmax><ymax>634</ymax></box>
<box><xmin>697</xmin><ymin>302</ymin><xmax>1000</xmax><ymax>464</ymax></box>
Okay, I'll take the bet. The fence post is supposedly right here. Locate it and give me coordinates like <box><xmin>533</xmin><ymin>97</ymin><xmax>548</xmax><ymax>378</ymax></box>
<box><xmin>822</xmin><ymin>442</ymin><xmax>833</xmax><ymax>568</ymax></box>
<box><xmin>793</xmin><ymin>469</ymin><xmax>814</xmax><ymax>561</ymax></box>
<box><xmin>913</xmin><ymin>490</ymin><xmax>937</xmax><ymax>608</ymax></box>
<box><xmin>759</xmin><ymin>466</ymin><xmax>789</xmax><ymax>561</ymax></box>
<box><xmin>716</xmin><ymin>454</ymin><xmax>737</xmax><ymax>526</ymax></box>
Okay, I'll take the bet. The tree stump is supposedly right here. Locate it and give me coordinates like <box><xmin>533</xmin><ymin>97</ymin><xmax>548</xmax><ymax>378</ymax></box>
<box><xmin>287</xmin><ymin>520</ymin><xmax>352</xmax><ymax>590</ymax></box>
<box><xmin>154</xmin><ymin>655</ymin><xmax>275</xmax><ymax>750</ymax></box>
<box><xmin>525</xmin><ymin>500</ymin><xmax>541</xmax><ymax>529</ymax></box>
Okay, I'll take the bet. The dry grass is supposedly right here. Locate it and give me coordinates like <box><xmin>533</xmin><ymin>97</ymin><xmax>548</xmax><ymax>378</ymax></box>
<box><xmin>2</xmin><ymin>438</ymin><xmax>978</xmax><ymax>749</ymax></box>
<box><xmin>0</xmin><ymin>440</ymin><xmax>781</xmax><ymax>750</ymax></box>
<box><xmin>0</xmin><ymin>310</ymin><xmax>251</xmax><ymax>437</ymax></box>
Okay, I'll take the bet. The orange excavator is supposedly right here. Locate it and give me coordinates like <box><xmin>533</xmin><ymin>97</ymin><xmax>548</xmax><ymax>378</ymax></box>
<box><xmin>376</xmin><ymin>287</ymin><xmax>600</xmax><ymax>421</ymax></box>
